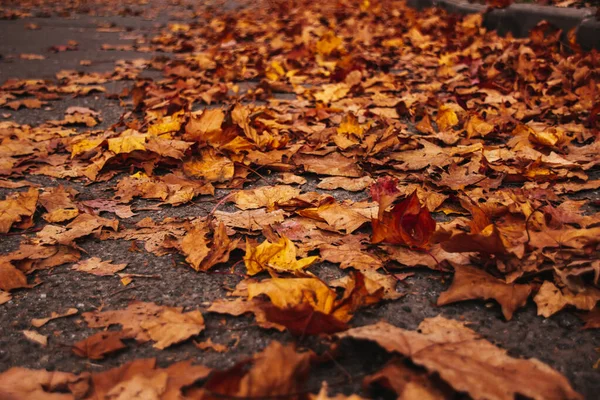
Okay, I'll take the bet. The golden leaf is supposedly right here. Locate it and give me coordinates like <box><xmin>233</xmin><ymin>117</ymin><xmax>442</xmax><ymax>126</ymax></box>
<box><xmin>244</xmin><ymin>236</ymin><xmax>318</xmax><ymax>275</ymax></box>
<box><xmin>183</xmin><ymin>148</ymin><xmax>234</xmax><ymax>182</ymax></box>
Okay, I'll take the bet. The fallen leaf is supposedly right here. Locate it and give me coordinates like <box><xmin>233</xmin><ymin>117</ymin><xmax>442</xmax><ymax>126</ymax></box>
<box><xmin>233</xmin><ymin>185</ymin><xmax>301</xmax><ymax>210</ymax></box>
<box><xmin>83</xmin><ymin>301</ymin><xmax>204</xmax><ymax>349</ymax></box>
<box><xmin>72</xmin><ymin>257</ymin><xmax>127</xmax><ymax>276</ymax></box>
<box><xmin>0</xmin><ymin>188</ymin><xmax>38</xmax><ymax>233</ymax></box>
<box><xmin>338</xmin><ymin>317</ymin><xmax>581</xmax><ymax>400</ymax></box>
<box><xmin>0</xmin><ymin>368</ymin><xmax>87</xmax><ymax>400</ymax></box>
<box><xmin>22</xmin><ymin>330</ymin><xmax>48</xmax><ymax>347</ymax></box>
<box><xmin>534</xmin><ymin>281</ymin><xmax>600</xmax><ymax>318</ymax></box>
<box><xmin>437</xmin><ymin>265</ymin><xmax>531</xmax><ymax>320</ymax></box>
<box><xmin>371</xmin><ymin>191</ymin><xmax>436</xmax><ymax>248</ymax></box>
<box><xmin>195</xmin><ymin>338</ymin><xmax>228</xmax><ymax>353</ymax></box>
<box><xmin>244</xmin><ymin>236</ymin><xmax>318</xmax><ymax>275</ymax></box>
<box><xmin>316</xmin><ymin>176</ymin><xmax>373</xmax><ymax>191</ymax></box>
<box><xmin>183</xmin><ymin>148</ymin><xmax>234</xmax><ymax>182</ymax></box>
<box><xmin>31</xmin><ymin>308</ymin><xmax>78</xmax><ymax>328</ymax></box>
<box><xmin>72</xmin><ymin>331</ymin><xmax>127</xmax><ymax>360</ymax></box>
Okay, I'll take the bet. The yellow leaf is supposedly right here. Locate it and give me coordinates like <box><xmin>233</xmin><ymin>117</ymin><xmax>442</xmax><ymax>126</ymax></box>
<box><xmin>247</xmin><ymin>277</ymin><xmax>335</xmax><ymax>314</ymax></box>
<box><xmin>266</xmin><ymin>61</ymin><xmax>285</xmax><ymax>81</ymax></box>
<box><xmin>71</xmin><ymin>137</ymin><xmax>104</xmax><ymax>158</ymax></box>
<box><xmin>316</xmin><ymin>31</ymin><xmax>343</xmax><ymax>56</ymax></box>
<box><xmin>244</xmin><ymin>237</ymin><xmax>318</xmax><ymax>275</ymax></box>
<box><xmin>147</xmin><ymin>112</ymin><xmax>183</xmax><ymax>136</ymax></box>
<box><xmin>107</xmin><ymin>134</ymin><xmax>147</xmax><ymax>154</ymax></box>
<box><xmin>381</xmin><ymin>38</ymin><xmax>403</xmax><ymax>48</ymax></box>
<box><xmin>337</xmin><ymin>113</ymin><xmax>364</xmax><ymax>138</ymax></box>
<box><xmin>183</xmin><ymin>148</ymin><xmax>234</xmax><ymax>182</ymax></box>
<box><xmin>436</xmin><ymin>105</ymin><xmax>459</xmax><ymax>132</ymax></box>
<box><xmin>529</xmin><ymin>126</ymin><xmax>564</xmax><ymax>147</ymax></box>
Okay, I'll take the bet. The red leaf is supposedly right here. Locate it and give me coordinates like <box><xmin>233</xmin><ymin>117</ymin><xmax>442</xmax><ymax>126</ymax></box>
<box><xmin>371</xmin><ymin>191</ymin><xmax>436</xmax><ymax>248</ymax></box>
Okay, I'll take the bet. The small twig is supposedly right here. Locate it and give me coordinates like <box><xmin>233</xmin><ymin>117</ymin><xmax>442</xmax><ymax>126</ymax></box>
<box><xmin>209</xmin><ymin>192</ymin><xmax>237</xmax><ymax>216</ymax></box>
<box><xmin>107</xmin><ymin>284</ymin><xmax>138</xmax><ymax>298</ymax></box>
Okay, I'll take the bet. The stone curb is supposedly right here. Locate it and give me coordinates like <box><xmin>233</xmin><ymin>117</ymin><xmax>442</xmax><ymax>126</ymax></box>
<box><xmin>407</xmin><ymin>0</ymin><xmax>600</xmax><ymax>50</ymax></box>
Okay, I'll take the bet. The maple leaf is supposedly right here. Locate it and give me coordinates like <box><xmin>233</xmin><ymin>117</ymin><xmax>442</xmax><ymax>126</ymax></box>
<box><xmin>293</xmin><ymin>152</ymin><xmax>364</xmax><ymax>177</ymax></box>
<box><xmin>437</xmin><ymin>265</ymin><xmax>531</xmax><ymax>320</ymax></box>
<box><xmin>435</xmin><ymin>104</ymin><xmax>459</xmax><ymax>131</ymax></box>
<box><xmin>337</xmin><ymin>113</ymin><xmax>364</xmax><ymax>138</ymax></box>
<box><xmin>244</xmin><ymin>237</ymin><xmax>318</xmax><ymax>275</ymax></box>
<box><xmin>371</xmin><ymin>190</ymin><xmax>436</xmax><ymax>248</ymax></box>
<box><xmin>338</xmin><ymin>317</ymin><xmax>582</xmax><ymax>400</ymax></box>
<box><xmin>82</xmin><ymin>301</ymin><xmax>204</xmax><ymax>349</ymax></box>
<box><xmin>534</xmin><ymin>281</ymin><xmax>600</xmax><ymax>318</ymax></box>
<box><xmin>181</xmin><ymin>221</ymin><xmax>238</xmax><ymax>272</ymax></box>
<box><xmin>185</xmin><ymin>108</ymin><xmax>225</xmax><ymax>142</ymax></box>
<box><xmin>87</xmin><ymin>358</ymin><xmax>210</xmax><ymax>400</ymax></box>
<box><xmin>298</xmin><ymin>201</ymin><xmax>369</xmax><ymax>234</ymax></box>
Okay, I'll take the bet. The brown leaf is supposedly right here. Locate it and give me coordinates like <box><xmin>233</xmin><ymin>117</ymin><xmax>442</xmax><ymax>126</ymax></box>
<box><xmin>0</xmin><ymin>262</ymin><xmax>29</xmax><ymax>291</ymax></box>
<box><xmin>534</xmin><ymin>281</ymin><xmax>600</xmax><ymax>318</ymax></box>
<box><xmin>83</xmin><ymin>301</ymin><xmax>204</xmax><ymax>349</ymax></box>
<box><xmin>317</xmin><ymin>176</ymin><xmax>373</xmax><ymax>191</ymax></box>
<box><xmin>293</xmin><ymin>152</ymin><xmax>363</xmax><ymax>177</ymax></box>
<box><xmin>181</xmin><ymin>222</ymin><xmax>239</xmax><ymax>271</ymax></box>
<box><xmin>35</xmin><ymin>213</ymin><xmax>118</xmax><ymax>246</ymax></box>
<box><xmin>578</xmin><ymin>307</ymin><xmax>600</xmax><ymax>330</ymax></box>
<box><xmin>214</xmin><ymin>208</ymin><xmax>286</xmax><ymax>231</ymax></box>
<box><xmin>437</xmin><ymin>265</ymin><xmax>531</xmax><ymax>320</ymax></box>
<box><xmin>338</xmin><ymin>317</ymin><xmax>581</xmax><ymax>400</ymax></box>
<box><xmin>364</xmin><ymin>358</ymin><xmax>447</xmax><ymax>400</ymax></box>
<box><xmin>72</xmin><ymin>257</ymin><xmax>127</xmax><ymax>276</ymax></box>
<box><xmin>72</xmin><ymin>331</ymin><xmax>127</xmax><ymax>360</ymax></box>
<box><xmin>233</xmin><ymin>185</ymin><xmax>301</xmax><ymax>210</ymax></box>
<box><xmin>31</xmin><ymin>308</ymin><xmax>78</xmax><ymax>328</ymax></box>
<box><xmin>202</xmin><ymin>341</ymin><xmax>311</xmax><ymax>399</ymax></box>
<box><xmin>183</xmin><ymin>148</ymin><xmax>234</xmax><ymax>182</ymax></box>
<box><xmin>0</xmin><ymin>368</ymin><xmax>88</xmax><ymax>400</ymax></box>
<box><xmin>0</xmin><ymin>188</ymin><xmax>38</xmax><ymax>233</ymax></box>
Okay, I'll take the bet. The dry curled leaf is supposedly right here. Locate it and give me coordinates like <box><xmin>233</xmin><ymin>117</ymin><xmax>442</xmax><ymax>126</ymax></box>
<box><xmin>244</xmin><ymin>236</ymin><xmax>318</xmax><ymax>275</ymax></box>
<box><xmin>338</xmin><ymin>317</ymin><xmax>581</xmax><ymax>400</ymax></box>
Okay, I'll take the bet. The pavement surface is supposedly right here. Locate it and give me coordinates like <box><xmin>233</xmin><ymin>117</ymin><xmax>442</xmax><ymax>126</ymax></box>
<box><xmin>0</xmin><ymin>1</ymin><xmax>599</xmax><ymax>398</ymax></box>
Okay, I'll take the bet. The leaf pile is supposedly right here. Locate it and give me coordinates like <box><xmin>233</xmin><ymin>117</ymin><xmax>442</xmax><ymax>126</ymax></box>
<box><xmin>0</xmin><ymin>0</ymin><xmax>598</xmax><ymax>398</ymax></box>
